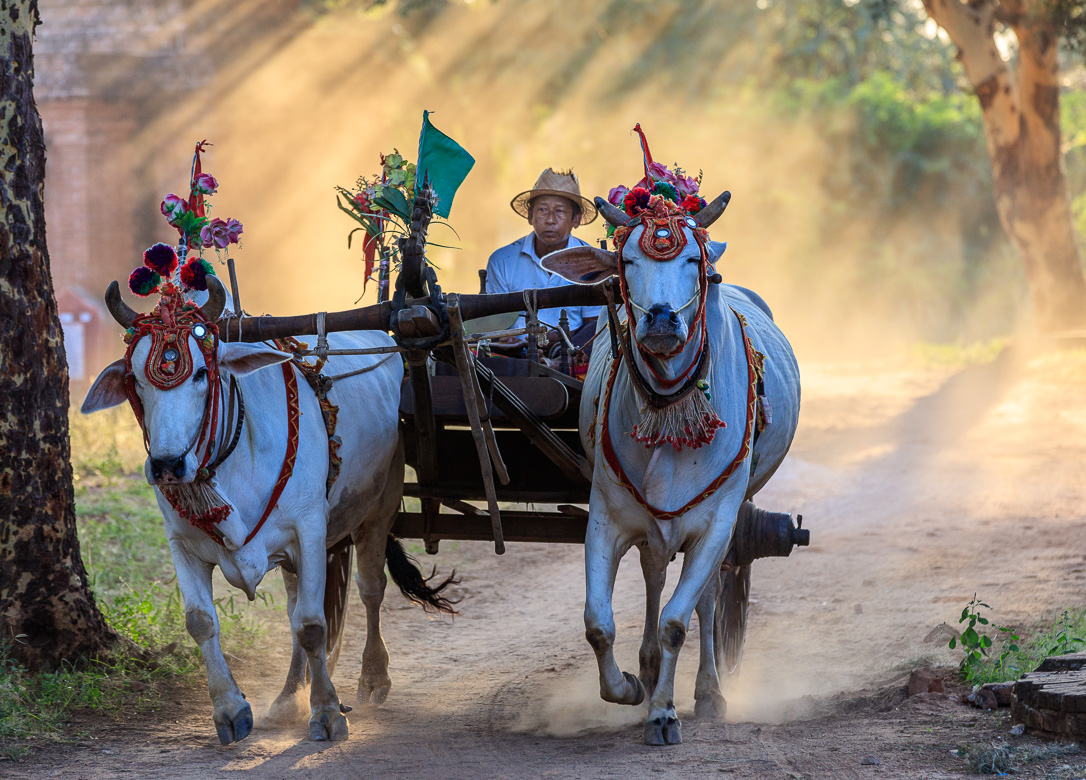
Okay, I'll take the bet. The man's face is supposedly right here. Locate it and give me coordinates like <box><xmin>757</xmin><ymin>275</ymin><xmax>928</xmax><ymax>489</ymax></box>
<box><xmin>528</xmin><ymin>195</ymin><xmax>581</xmax><ymax>248</ymax></box>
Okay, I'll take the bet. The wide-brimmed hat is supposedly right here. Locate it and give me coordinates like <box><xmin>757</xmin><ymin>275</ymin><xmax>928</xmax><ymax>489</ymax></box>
<box><xmin>510</xmin><ymin>168</ymin><xmax>598</xmax><ymax>225</ymax></box>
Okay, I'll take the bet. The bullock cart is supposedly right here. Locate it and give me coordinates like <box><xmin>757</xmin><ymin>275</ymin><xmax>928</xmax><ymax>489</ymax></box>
<box><xmin>216</xmin><ymin>184</ymin><xmax>809</xmax><ymax>675</ymax></box>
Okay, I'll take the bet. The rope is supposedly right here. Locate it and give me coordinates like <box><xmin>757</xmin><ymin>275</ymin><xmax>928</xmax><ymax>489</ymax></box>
<box><xmin>325</xmin><ymin>354</ymin><xmax>397</xmax><ymax>382</ymax></box>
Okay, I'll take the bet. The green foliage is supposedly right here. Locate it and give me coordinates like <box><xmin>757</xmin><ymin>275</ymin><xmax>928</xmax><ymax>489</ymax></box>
<box><xmin>950</xmin><ymin>598</ymin><xmax>1086</xmax><ymax>686</ymax></box>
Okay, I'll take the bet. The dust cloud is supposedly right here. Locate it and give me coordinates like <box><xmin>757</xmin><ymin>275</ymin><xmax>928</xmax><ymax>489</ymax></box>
<box><xmin>111</xmin><ymin>0</ymin><xmax>1025</xmax><ymax>365</ymax></box>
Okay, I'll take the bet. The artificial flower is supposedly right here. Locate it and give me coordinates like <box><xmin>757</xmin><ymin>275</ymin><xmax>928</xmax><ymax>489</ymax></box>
<box><xmin>193</xmin><ymin>173</ymin><xmax>219</xmax><ymax>196</ymax></box>
<box><xmin>180</xmin><ymin>257</ymin><xmax>215</xmax><ymax>292</ymax></box>
<box><xmin>200</xmin><ymin>218</ymin><xmax>232</xmax><ymax>249</ymax></box>
<box><xmin>225</xmin><ymin>218</ymin><xmax>243</xmax><ymax>245</ymax></box>
<box><xmin>607</xmin><ymin>185</ymin><xmax>629</xmax><ymax>207</ymax></box>
<box><xmin>143</xmin><ymin>242</ymin><xmax>179</xmax><ymax>276</ymax></box>
<box><xmin>160</xmin><ymin>193</ymin><xmax>188</xmax><ymax>226</ymax></box>
<box><xmin>129</xmin><ymin>266</ymin><xmax>162</xmax><ymax>297</ymax></box>
<box><xmin>651</xmin><ymin>180</ymin><xmax>679</xmax><ymax>204</ymax></box>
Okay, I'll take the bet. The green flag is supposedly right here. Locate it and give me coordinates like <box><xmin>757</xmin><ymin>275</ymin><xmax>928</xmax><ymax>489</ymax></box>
<box><xmin>416</xmin><ymin>110</ymin><xmax>475</xmax><ymax>219</ymax></box>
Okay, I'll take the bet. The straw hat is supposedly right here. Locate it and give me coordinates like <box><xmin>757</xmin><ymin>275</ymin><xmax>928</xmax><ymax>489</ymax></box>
<box><xmin>510</xmin><ymin>168</ymin><xmax>598</xmax><ymax>225</ymax></box>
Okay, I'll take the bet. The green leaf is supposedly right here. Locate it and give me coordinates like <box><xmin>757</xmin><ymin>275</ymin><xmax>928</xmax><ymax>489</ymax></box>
<box><xmin>978</xmin><ymin>617</ymin><xmax>989</xmax><ymax>625</ymax></box>
<box><xmin>961</xmin><ymin>608</ymin><xmax>970</xmax><ymax>622</ymax></box>
<box><xmin>377</xmin><ymin>187</ymin><xmax>410</xmax><ymax>220</ymax></box>
<box><xmin>962</xmin><ymin>627</ymin><xmax>979</xmax><ymax>645</ymax></box>
<box><xmin>949</xmin><ymin>637</ymin><xmax>956</xmax><ymax>649</ymax></box>
<box><xmin>980</xmin><ymin>635</ymin><xmax>992</xmax><ymax>648</ymax></box>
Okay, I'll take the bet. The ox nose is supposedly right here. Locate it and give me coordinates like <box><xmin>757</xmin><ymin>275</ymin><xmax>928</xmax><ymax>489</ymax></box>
<box><xmin>647</xmin><ymin>304</ymin><xmax>680</xmax><ymax>329</ymax></box>
<box><xmin>150</xmin><ymin>456</ymin><xmax>186</xmax><ymax>482</ymax></box>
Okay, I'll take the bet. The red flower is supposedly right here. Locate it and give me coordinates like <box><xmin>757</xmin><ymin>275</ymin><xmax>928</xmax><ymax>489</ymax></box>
<box><xmin>180</xmin><ymin>257</ymin><xmax>215</xmax><ymax>292</ymax></box>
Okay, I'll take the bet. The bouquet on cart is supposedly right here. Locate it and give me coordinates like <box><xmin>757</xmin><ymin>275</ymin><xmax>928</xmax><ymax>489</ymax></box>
<box><xmin>336</xmin><ymin>112</ymin><xmax>476</xmax><ymax>302</ymax></box>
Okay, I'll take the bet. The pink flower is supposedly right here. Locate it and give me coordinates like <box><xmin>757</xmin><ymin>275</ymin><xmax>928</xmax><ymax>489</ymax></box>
<box><xmin>200</xmin><ymin>218</ymin><xmax>232</xmax><ymax>249</ymax></box>
<box><xmin>225</xmin><ymin>218</ymin><xmax>243</xmax><ymax>245</ymax></box>
<box><xmin>160</xmin><ymin>193</ymin><xmax>188</xmax><ymax>225</ymax></box>
<box><xmin>607</xmin><ymin>185</ymin><xmax>629</xmax><ymax>206</ymax></box>
<box><xmin>353</xmin><ymin>192</ymin><xmax>370</xmax><ymax>210</ymax></box>
<box><xmin>193</xmin><ymin>173</ymin><xmax>218</xmax><ymax>196</ymax></box>
<box><xmin>646</xmin><ymin>162</ymin><xmax>699</xmax><ymax>199</ymax></box>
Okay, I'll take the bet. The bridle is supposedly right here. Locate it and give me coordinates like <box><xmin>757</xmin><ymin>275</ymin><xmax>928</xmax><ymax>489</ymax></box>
<box><xmin>122</xmin><ymin>299</ymin><xmax>245</xmax><ymax>482</ymax></box>
<box><xmin>612</xmin><ymin>205</ymin><xmax>713</xmax><ymax>397</ymax></box>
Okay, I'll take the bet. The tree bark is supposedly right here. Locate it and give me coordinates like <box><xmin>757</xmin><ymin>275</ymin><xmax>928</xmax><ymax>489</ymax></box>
<box><xmin>0</xmin><ymin>0</ymin><xmax>119</xmax><ymax>668</ymax></box>
<box><xmin>922</xmin><ymin>0</ymin><xmax>1086</xmax><ymax>331</ymax></box>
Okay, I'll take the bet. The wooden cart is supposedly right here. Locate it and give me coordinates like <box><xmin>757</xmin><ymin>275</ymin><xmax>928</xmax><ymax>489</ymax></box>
<box><xmin>219</xmin><ymin>184</ymin><xmax>808</xmax><ymax>675</ymax></box>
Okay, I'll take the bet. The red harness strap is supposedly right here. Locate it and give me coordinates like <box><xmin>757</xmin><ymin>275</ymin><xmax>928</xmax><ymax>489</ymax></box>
<box><xmin>243</xmin><ymin>362</ymin><xmax>301</xmax><ymax>546</ymax></box>
<box><xmin>599</xmin><ymin>307</ymin><xmax>758</xmax><ymax>521</ymax></box>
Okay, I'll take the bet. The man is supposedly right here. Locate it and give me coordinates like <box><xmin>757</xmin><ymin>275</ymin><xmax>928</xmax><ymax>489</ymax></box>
<box><xmin>485</xmin><ymin>168</ymin><xmax>601</xmax><ymax>358</ymax></box>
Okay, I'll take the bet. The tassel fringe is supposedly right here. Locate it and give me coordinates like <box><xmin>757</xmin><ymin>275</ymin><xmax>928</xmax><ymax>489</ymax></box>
<box><xmin>630</xmin><ymin>388</ymin><xmax>725</xmax><ymax>452</ymax></box>
<box><xmin>161</xmin><ymin>480</ymin><xmax>231</xmax><ymax>542</ymax></box>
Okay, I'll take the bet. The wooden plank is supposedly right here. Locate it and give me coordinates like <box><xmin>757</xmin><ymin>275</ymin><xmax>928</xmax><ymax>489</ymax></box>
<box><xmin>405</xmin><ymin>484</ymin><xmax>589</xmax><ymax>505</ymax></box>
<box><xmin>406</xmin><ymin>363</ymin><xmax>441</xmax><ymax>552</ymax></box>
<box><xmin>448</xmin><ymin>292</ymin><xmax>505</xmax><ymax>554</ymax></box>
<box><xmin>400</xmin><ymin>375</ymin><xmax>570</xmax><ymax>422</ymax></box>
<box><xmin>393</xmin><ymin>510</ymin><xmax>587</xmax><ymax>545</ymax></box>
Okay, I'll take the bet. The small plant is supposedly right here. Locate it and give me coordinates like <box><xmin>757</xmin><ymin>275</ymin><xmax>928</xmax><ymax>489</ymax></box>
<box><xmin>950</xmin><ymin>598</ymin><xmax>1086</xmax><ymax>685</ymax></box>
<box><xmin>950</xmin><ymin>594</ymin><xmax>997</xmax><ymax>679</ymax></box>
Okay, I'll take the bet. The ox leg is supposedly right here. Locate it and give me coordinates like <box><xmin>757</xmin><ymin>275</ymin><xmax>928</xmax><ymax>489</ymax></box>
<box><xmin>638</xmin><ymin>544</ymin><xmax>665</xmax><ymax>697</ymax></box>
<box><xmin>265</xmin><ymin>569</ymin><xmax>309</xmax><ymax>725</ymax></box>
<box><xmin>294</xmin><ymin>524</ymin><xmax>349</xmax><ymax>741</ymax></box>
<box><xmin>645</xmin><ymin>511</ymin><xmax>738</xmax><ymax>746</ymax></box>
<box><xmin>584</xmin><ymin>513</ymin><xmax>643</xmax><ymax>706</ymax></box>
<box><xmin>693</xmin><ymin>571</ymin><xmax>726</xmax><ymax>721</ymax></box>
<box><xmin>354</xmin><ymin>444</ymin><xmax>403</xmax><ymax>706</ymax></box>
<box><xmin>170</xmin><ymin>543</ymin><xmax>253</xmax><ymax>745</ymax></box>
<box><xmin>353</xmin><ymin>523</ymin><xmax>392</xmax><ymax>705</ymax></box>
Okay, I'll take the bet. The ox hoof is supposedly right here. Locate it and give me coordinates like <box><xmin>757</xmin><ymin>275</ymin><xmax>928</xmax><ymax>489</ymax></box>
<box><xmin>604</xmin><ymin>672</ymin><xmax>646</xmax><ymax>706</ymax></box>
<box><xmin>309</xmin><ymin>707</ymin><xmax>349</xmax><ymax>741</ymax></box>
<box><xmin>265</xmin><ymin>689</ymin><xmax>308</xmax><ymax>726</ymax></box>
<box><xmin>358</xmin><ymin>675</ymin><xmax>391</xmax><ymax>706</ymax></box>
<box><xmin>214</xmin><ymin>701</ymin><xmax>254</xmax><ymax>745</ymax></box>
<box><xmin>643</xmin><ymin>716</ymin><xmax>682</xmax><ymax>746</ymax></box>
<box><xmin>694</xmin><ymin>692</ymin><xmax>727</xmax><ymax>721</ymax></box>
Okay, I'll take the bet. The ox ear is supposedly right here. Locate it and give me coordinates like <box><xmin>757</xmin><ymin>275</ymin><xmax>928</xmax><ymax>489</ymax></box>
<box><xmin>217</xmin><ymin>342</ymin><xmax>293</xmax><ymax>376</ymax></box>
<box><xmin>540</xmin><ymin>246</ymin><xmax>618</xmax><ymax>285</ymax></box>
<box><xmin>81</xmin><ymin>359</ymin><xmax>128</xmax><ymax>414</ymax></box>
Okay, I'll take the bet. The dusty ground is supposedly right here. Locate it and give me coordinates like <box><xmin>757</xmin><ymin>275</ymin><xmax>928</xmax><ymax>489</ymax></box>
<box><xmin>8</xmin><ymin>346</ymin><xmax>1086</xmax><ymax>779</ymax></box>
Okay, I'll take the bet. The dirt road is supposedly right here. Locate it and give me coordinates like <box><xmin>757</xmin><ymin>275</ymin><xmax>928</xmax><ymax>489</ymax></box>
<box><xmin>13</xmin><ymin>348</ymin><xmax>1086</xmax><ymax>779</ymax></box>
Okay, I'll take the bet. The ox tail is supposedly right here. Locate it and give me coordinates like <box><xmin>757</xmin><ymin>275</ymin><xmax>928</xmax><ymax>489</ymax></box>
<box><xmin>384</xmin><ymin>534</ymin><xmax>460</xmax><ymax>615</ymax></box>
<box><xmin>324</xmin><ymin>535</ymin><xmax>353</xmax><ymax>671</ymax></box>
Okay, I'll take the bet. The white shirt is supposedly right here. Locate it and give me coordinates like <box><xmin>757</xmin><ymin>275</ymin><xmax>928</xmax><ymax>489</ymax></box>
<box><xmin>484</xmin><ymin>233</ymin><xmax>602</xmax><ymax>332</ymax></box>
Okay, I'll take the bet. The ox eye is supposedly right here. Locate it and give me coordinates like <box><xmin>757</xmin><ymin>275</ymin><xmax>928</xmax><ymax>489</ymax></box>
<box><xmin>194</xmin><ymin>367</ymin><xmax>208</xmax><ymax>382</ymax></box>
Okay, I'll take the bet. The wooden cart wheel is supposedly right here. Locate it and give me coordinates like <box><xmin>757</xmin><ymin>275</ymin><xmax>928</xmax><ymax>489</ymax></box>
<box><xmin>714</xmin><ymin>562</ymin><xmax>751</xmax><ymax>679</ymax></box>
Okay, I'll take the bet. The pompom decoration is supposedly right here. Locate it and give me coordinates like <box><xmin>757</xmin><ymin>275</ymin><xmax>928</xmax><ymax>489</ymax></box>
<box><xmin>651</xmin><ymin>180</ymin><xmax>678</xmax><ymax>203</ymax></box>
<box><xmin>143</xmin><ymin>242</ymin><xmax>179</xmax><ymax>276</ymax></box>
<box><xmin>623</xmin><ymin>187</ymin><xmax>651</xmax><ymax>215</ymax></box>
<box><xmin>681</xmin><ymin>194</ymin><xmax>707</xmax><ymax>214</ymax></box>
<box><xmin>129</xmin><ymin>266</ymin><xmax>162</xmax><ymax>297</ymax></box>
<box><xmin>180</xmin><ymin>257</ymin><xmax>215</xmax><ymax>292</ymax></box>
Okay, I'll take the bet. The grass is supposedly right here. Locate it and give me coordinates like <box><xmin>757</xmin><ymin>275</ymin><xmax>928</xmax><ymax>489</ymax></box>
<box><xmin>953</xmin><ymin>601</ymin><xmax>1086</xmax><ymax>686</ymax></box>
<box><xmin>0</xmin><ymin>408</ymin><xmax>282</xmax><ymax>758</ymax></box>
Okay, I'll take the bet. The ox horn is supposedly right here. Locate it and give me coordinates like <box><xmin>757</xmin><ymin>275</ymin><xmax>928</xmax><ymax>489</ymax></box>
<box><xmin>594</xmin><ymin>196</ymin><xmax>637</xmax><ymax>228</ymax></box>
<box><xmin>105</xmin><ymin>281</ymin><xmax>138</xmax><ymax>329</ymax></box>
<box><xmin>200</xmin><ymin>274</ymin><xmax>227</xmax><ymax>322</ymax></box>
<box><xmin>693</xmin><ymin>191</ymin><xmax>731</xmax><ymax>229</ymax></box>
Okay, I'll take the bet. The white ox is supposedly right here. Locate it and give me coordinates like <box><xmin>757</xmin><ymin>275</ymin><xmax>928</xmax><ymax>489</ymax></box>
<box><xmin>83</xmin><ymin>277</ymin><xmax>453</xmax><ymax>744</ymax></box>
<box><xmin>542</xmin><ymin>193</ymin><xmax>800</xmax><ymax>745</ymax></box>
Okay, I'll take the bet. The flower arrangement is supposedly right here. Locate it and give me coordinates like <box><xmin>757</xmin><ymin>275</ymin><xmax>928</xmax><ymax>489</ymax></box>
<box><xmin>605</xmin><ymin>161</ymin><xmax>706</xmax><ymax>241</ymax></box>
<box><xmin>336</xmin><ymin>151</ymin><xmax>453</xmax><ymax>301</ymax></box>
<box><xmin>129</xmin><ymin>141</ymin><xmax>243</xmax><ymax>297</ymax></box>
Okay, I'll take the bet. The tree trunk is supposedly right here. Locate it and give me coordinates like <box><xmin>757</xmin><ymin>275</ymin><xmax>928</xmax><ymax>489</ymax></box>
<box><xmin>0</xmin><ymin>0</ymin><xmax>119</xmax><ymax>668</ymax></box>
<box><xmin>921</xmin><ymin>0</ymin><xmax>1086</xmax><ymax>331</ymax></box>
